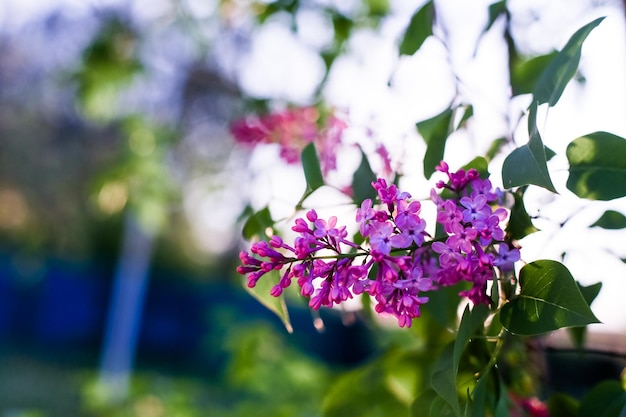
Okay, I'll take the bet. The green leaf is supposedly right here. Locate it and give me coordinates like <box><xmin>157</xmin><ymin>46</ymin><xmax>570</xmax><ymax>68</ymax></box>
<box><xmin>566</xmin><ymin>131</ymin><xmax>626</xmax><ymax>200</ymax></box>
<box><xmin>412</xmin><ymin>390</ymin><xmax>454</xmax><ymax>417</ymax></box>
<box><xmin>506</xmin><ymin>186</ymin><xmax>540</xmax><ymax>240</ymax></box>
<box><xmin>302</xmin><ymin>142</ymin><xmax>324</xmax><ymax>191</ymax></box>
<box><xmin>532</xmin><ymin>17</ymin><xmax>605</xmax><ymax>106</ymax></box>
<box><xmin>493</xmin><ymin>376</ymin><xmax>510</xmax><ymax>417</ymax></box>
<box><xmin>500</xmin><ymin>260</ymin><xmax>600</xmax><ymax>336</ymax></box>
<box><xmin>332</xmin><ymin>12</ymin><xmax>353</xmax><ymax>45</ymax></box>
<box><xmin>483</xmin><ymin>1</ymin><xmax>506</xmax><ymax>34</ymax></box>
<box><xmin>544</xmin><ymin>145</ymin><xmax>556</xmax><ymax>161</ymax></box>
<box><xmin>411</xmin><ymin>389</ymin><xmax>439</xmax><ymax>417</ymax></box>
<box><xmin>591</xmin><ymin>210</ymin><xmax>626</xmax><ymax>229</ymax></box>
<box><xmin>578</xmin><ymin>380</ymin><xmax>626</xmax><ymax>417</ymax></box>
<box><xmin>502</xmin><ymin>101</ymin><xmax>556</xmax><ymax>192</ymax></box>
<box><xmin>242</xmin><ymin>206</ymin><xmax>274</xmax><ymax>240</ymax></box>
<box><xmin>431</xmin><ymin>343</ymin><xmax>461</xmax><ymax>417</ymax></box>
<box><xmin>417</xmin><ymin>108</ymin><xmax>453</xmax><ymax>178</ymax></box>
<box><xmin>462</xmin><ymin>157</ymin><xmax>489</xmax><ymax>180</ymax></box>
<box><xmin>546</xmin><ymin>393</ymin><xmax>579</xmax><ymax>417</ymax></box>
<box><xmin>423</xmin><ymin>284</ymin><xmax>462</xmax><ymax>329</ymax></box>
<box><xmin>455</xmin><ymin>105</ymin><xmax>473</xmax><ymax>130</ymax></box>
<box><xmin>455</xmin><ymin>304</ymin><xmax>490</xmax><ymax>372</ymax></box>
<box><xmin>295</xmin><ymin>142</ymin><xmax>326</xmax><ymax>209</ymax></box>
<box><xmin>467</xmin><ymin>372</ymin><xmax>488</xmax><ymax>417</ymax></box>
<box><xmin>399</xmin><ymin>0</ymin><xmax>435</xmax><ymax>56</ymax></box>
<box><xmin>485</xmin><ymin>138</ymin><xmax>508</xmax><ymax>161</ymax></box>
<box><xmin>366</xmin><ymin>0</ymin><xmax>390</xmax><ymax>17</ymax></box>
<box><xmin>243</xmin><ymin>269</ymin><xmax>292</xmax><ymax>333</ymax></box>
<box><xmin>323</xmin><ymin>348</ymin><xmax>411</xmax><ymax>417</ymax></box>
<box><xmin>352</xmin><ymin>150</ymin><xmax>378</xmax><ymax>205</ymax></box>
<box><xmin>431</xmin><ymin>305</ymin><xmax>490</xmax><ymax>417</ymax></box>
<box><xmin>511</xmin><ymin>51</ymin><xmax>558</xmax><ymax>96</ymax></box>
<box><xmin>568</xmin><ymin>281</ymin><xmax>602</xmax><ymax>349</ymax></box>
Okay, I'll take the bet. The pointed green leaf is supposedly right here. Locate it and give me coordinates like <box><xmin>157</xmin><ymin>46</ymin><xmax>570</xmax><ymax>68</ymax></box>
<box><xmin>532</xmin><ymin>17</ymin><xmax>604</xmax><ymax>106</ymax></box>
<box><xmin>242</xmin><ymin>206</ymin><xmax>274</xmax><ymax>240</ymax></box>
<box><xmin>332</xmin><ymin>12</ymin><xmax>354</xmax><ymax>45</ymax></box>
<box><xmin>302</xmin><ymin>142</ymin><xmax>324</xmax><ymax>191</ymax></box>
<box><xmin>506</xmin><ymin>186</ymin><xmax>540</xmax><ymax>240</ymax></box>
<box><xmin>243</xmin><ymin>269</ymin><xmax>292</xmax><ymax>333</ymax></box>
<box><xmin>485</xmin><ymin>138</ymin><xmax>507</xmax><ymax>161</ymax></box>
<box><xmin>500</xmin><ymin>260</ymin><xmax>600</xmax><ymax>336</ymax></box>
<box><xmin>546</xmin><ymin>393</ymin><xmax>579</xmax><ymax>417</ymax></box>
<box><xmin>502</xmin><ymin>102</ymin><xmax>556</xmax><ymax>192</ymax></box>
<box><xmin>432</xmin><ymin>305</ymin><xmax>489</xmax><ymax>417</ymax></box>
<box><xmin>469</xmin><ymin>369</ymin><xmax>491</xmax><ymax>417</ymax></box>
<box><xmin>417</xmin><ymin>108</ymin><xmax>453</xmax><ymax>178</ymax></box>
<box><xmin>568</xmin><ymin>281</ymin><xmax>602</xmax><ymax>349</ymax></box>
<box><xmin>323</xmin><ymin>348</ymin><xmax>412</xmax><ymax>417</ymax></box>
<box><xmin>456</xmin><ymin>105</ymin><xmax>473</xmax><ymax>130</ymax></box>
<box><xmin>365</xmin><ymin>0</ymin><xmax>390</xmax><ymax>17</ymax></box>
<box><xmin>578</xmin><ymin>380</ymin><xmax>626</xmax><ymax>417</ymax></box>
<box><xmin>484</xmin><ymin>1</ymin><xmax>506</xmax><ymax>34</ymax></box>
<box><xmin>511</xmin><ymin>51</ymin><xmax>558</xmax><ymax>96</ymax></box>
<box><xmin>352</xmin><ymin>150</ymin><xmax>378</xmax><ymax>205</ymax></box>
<box><xmin>462</xmin><ymin>157</ymin><xmax>489</xmax><ymax>180</ymax></box>
<box><xmin>591</xmin><ymin>210</ymin><xmax>626</xmax><ymax>229</ymax></box>
<box><xmin>399</xmin><ymin>0</ymin><xmax>435</xmax><ymax>56</ymax></box>
<box><xmin>432</xmin><ymin>343</ymin><xmax>461</xmax><ymax>417</ymax></box>
<box><xmin>411</xmin><ymin>389</ymin><xmax>439</xmax><ymax>417</ymax></box>
<box><xmin>493</xmin><ymin>376</ymin><xmax>510</xmax><ymax>417</ymax></box>
<box><xmin>454</xmin><ymin>304</ymin><xmax>490</xmax><ymax>371</ymax></box>
<box><xmin>296</xmin><ymin>142</ymin><xmax>326</xmax><ymax>209</ymax></box>
<box><xmin>566</xmin><ymin>131</ymin><xmax>626</xmax><ymax>200</ymax></box>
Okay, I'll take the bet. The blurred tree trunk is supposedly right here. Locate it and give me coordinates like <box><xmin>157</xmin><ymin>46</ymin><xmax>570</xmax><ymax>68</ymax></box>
<box><xmin>97</xmin><ymin>212</ymin><xmax>155</xmax><ymax>401</ymax></box>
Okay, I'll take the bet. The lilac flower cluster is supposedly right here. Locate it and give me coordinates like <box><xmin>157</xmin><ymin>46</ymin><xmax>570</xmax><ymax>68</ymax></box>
<box><xmin>237</xmin><ymin>162</ymin><xmax>520</xmax><ymax>327</ymax></box>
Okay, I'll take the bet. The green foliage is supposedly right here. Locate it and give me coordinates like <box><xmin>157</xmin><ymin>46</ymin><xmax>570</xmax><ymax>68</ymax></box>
<box><xmin>242</xmin><ymin>206</ymin><xmax>275</xmax><ymax>240</ymax></box>
<box><xmin>417</xmin><ymin>108</ymin><xmax>453</xmax><ymax>179</ymax></box>
<box><xmin>566</xmin><ymin>132</ymin><xmax>626</xmax><ymax>200</ymax></box>
<box><xmin>431</xmin><ymin>305</ymin><xmax>490</xmax><ymax>417</ymax></box>
<box><xmin>256</xmin><ymin>0</ymin><xmax>300</xmax><ymax>24</ymax></box>
<box><xmin>506</xmin><ymin>186</ymin><xmax>540</xmax><ymax>240</ymax></box>
<box><xmin>297</xmin><ymin>142</ymin><xmax>326</xmax><ymax>208</ymax></box>
<box><xmin>511</xmin><ymin>51</ymin><xmax>558</xmax><ymax>96</ymax></box>
<box><xmin>500</xmin><ymin>260</ymin><xmax>600</xmax><ymax>335</ymax></box>
<box><xmin>578</xmin><ymin>380</ymin><xmax>626</xmax><ymax>417</ymax></box>
<box><xmin>399</xmin><ymin>0</ymin><xmax>435</xmax><ymax>56</ymax></box>
<box><xmin>483</xmin><ymin>1</ymin><xmax>507</xmax><ymax>34</ymax></box>
<box><xmin>502</xmin><ymin>102</ymin><xmax>556</xmax><ymax>192</ymax></box>
<box><xmin>591</xmin><ymin>210</ymin><xmax>626</xmax><ymax>229</ymax></box>
<box><xmin>323</xmin><ymin>347</ymin><xmax>420</xmax><ymax>417</ymax></box>
<box><xmin>568</xmin><ymin>281</ymin><xmax>602</xmax><ymax>349</ymax></box>
<box><xmin>532</xmin><ymin>17</ymin><xmax>604</xmax><ymax>106</ymax></box>
<box><xmin>546</xmin><ymin>392</ymin><xmax>580</xmax><ymax>417</ymax></box>
<box><xmin>302</xmin><ymin>142</ymin><xmax>325</xmax><ymax>192</ymax></box>
<box><xmin>73</xmin><ymin>16</ymin><xmax>142</xmax><ymax>122</ymax></box>
<box><xmin>366</xmin><ymin>0</ymin><xmax>390</xmax><ymax>17</ymax></box>
<box><xmin>462</xmin><ymin>157</ymin><xmax>489</xmax><ymax>179</ymax></box>
<box><xmin>241</xmin><ymin>269</ymin><xmax>293</xmax><ymax>333</ymax></box>
<box><xmin>352</xmin><ymin>150</ymin><xmax>378</xmax><ymax>205</ymax></box>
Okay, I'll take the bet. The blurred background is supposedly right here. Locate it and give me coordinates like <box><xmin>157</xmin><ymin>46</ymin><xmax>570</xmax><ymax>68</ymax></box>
<box><xmin>0</xmin><ymin>0</ymin><xmax>625</xmax><ymax>415</ymax></box>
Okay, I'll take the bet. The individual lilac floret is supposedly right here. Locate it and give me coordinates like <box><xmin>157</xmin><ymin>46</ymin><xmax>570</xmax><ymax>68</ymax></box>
<box><xmin>493</xmin><ymin>244</ymin><xmax>521</xmax><ymax>272</ymax></box>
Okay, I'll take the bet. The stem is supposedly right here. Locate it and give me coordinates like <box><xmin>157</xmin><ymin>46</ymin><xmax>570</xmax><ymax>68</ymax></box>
<box><xmin>476</xmin><ymin>329</ymin><xmax>505</xmax><ymax>380</ymax></box>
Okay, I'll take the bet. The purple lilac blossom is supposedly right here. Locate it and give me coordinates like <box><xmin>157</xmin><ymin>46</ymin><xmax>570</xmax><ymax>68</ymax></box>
<box><xmin>237</xmin><ymin>162</ymin><xmax>521</xmax><ymax>327</ymax></box>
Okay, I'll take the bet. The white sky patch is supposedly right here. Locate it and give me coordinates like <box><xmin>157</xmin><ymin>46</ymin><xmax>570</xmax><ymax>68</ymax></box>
<box><xmin>237</xmin><ymin>20</ymin><xmax>326</xmax><ymax>103</ymax></box>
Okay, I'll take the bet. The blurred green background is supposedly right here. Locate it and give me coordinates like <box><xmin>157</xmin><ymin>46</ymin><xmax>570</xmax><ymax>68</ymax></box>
<box><xmin>0</xmin><ymin>1</ymin><xmax>400</xmax><ymax>415</ymax></box>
